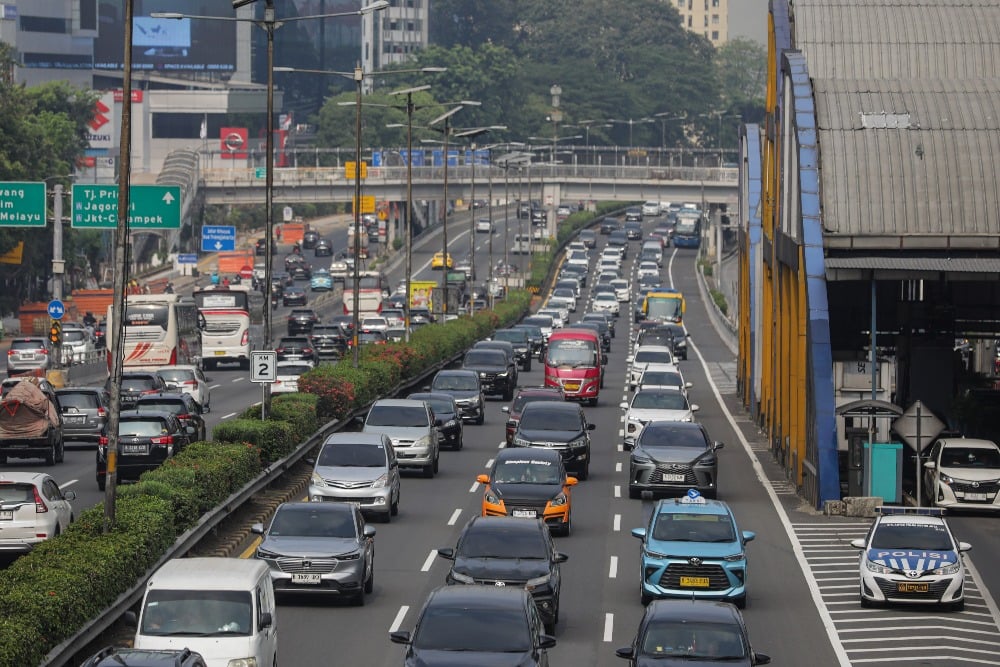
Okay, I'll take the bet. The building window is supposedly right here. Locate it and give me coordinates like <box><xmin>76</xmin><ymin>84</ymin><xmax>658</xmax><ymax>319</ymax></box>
<box><xmin>712</xmin><ymin>14</ymin><xmax>719</xmax><ymax>24</ymax></box>
<box><xmin>677</xmin><ymin>0</ymin><xmax>684</xmax><ymax>6</ymax></box>
<box><xmin>704</xmin><ymin>0</ymin><xmax>708</xmax><ymax>10</ymax></box>
<box><xmin>20</xmin><ymin>15</ymin><xmax>69</xmax><ymax>34</ymax></box>
<box><xmin>704</xmin><ymin>15</ymin><xmax>709</xmax><ymax>27</ymax></box>
<box><xmin>80</xmin><ymin>0</ymin><xmax>97</xmax><ymax>30</ymax></box>
<box><xmin>688</xmin><ymin>16</ymin><xmax>693</xmax><ymax>27</ymax></box>
<box><xmin>711</xmin><ymin>31</ymin><xmax>719</xmax><ymax>41</ymax></box>
<box><xmin>712</xmin><ymin>0</ymin><xmax>720</xmax><ymax>6</ymax></box>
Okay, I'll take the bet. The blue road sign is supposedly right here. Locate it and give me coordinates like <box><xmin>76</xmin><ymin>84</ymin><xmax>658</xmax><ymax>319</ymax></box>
<box><xmin>47</xmin><ymin>299</ymin><xmax>65</xmax><ymax>320</ymax></box>
<box><xmin>201</xmin><ymin>225</ymin><xmax>236</xmax><ymax>252</ymax></box>
<box><xmin>177</xmin><ymin>253</ymin><xmax>198</xmax><ymax>264</ymax></box>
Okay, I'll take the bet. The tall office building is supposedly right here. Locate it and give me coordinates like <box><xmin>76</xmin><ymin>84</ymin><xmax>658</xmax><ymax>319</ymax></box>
<box><xmin>361</xmin><ymin>0</ymin><xmax>428</xmax><ymax>75</ymax></box>
<box><xmin>669</xmin><ymin>0</ymin><xmax>729</xmax><ymax>46</ymax></box>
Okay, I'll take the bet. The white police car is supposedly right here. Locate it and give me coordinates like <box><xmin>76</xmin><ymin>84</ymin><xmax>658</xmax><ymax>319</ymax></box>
<box><xmin>849</xmin><ymin>507</ymin><xmax>970</xmax><ymax>611</ymax></box>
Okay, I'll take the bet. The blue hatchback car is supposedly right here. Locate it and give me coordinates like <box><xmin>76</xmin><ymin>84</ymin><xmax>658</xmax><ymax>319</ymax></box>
<box><xmin>310</xmin><ymin>268</ymin><xmax>334</xmax><ymax>292</ymax></box>
<box><xmin>632</xmin><ymin>490</ymin><xmax>755</xmax><ymax>607</ymax></box>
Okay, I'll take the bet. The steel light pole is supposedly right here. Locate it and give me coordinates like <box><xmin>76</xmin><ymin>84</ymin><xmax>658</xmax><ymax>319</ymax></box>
<box><xmin>653</xmin><ymin>112</ymin><xmax>687</xmax><ymax>149</ymax></box>
<box><xmin>152</xmin><ymin>0</ymin><xmax>389</xmax><ymax>394</ymax></box>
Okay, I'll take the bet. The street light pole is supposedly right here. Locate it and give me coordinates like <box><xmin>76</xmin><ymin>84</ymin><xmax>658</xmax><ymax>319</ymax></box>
<box><xmin>351</xmin><ymin>63</ymin><xmax>363</xmax><ymax>366</ymax></box>
<box><xmin>468</xmin><ymin>144</ymin><xmax>476</xmax><ymax>315</ymax></box>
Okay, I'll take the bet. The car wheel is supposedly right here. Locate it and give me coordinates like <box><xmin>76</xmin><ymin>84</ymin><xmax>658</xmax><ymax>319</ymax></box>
<box><xmin>588</xmin><ymin>397</ymin><xmax>598</xmax><ymax>407</ymax></box>
<box><xmin>364</xmin><ymin>564</ymin><xmax>375</xmax><ymax>594</ymax></box>
<box><xmin>558</xmin><ymin>512</ymin><xmax>572</xmax><ymax>537</ymax></box>
<box><xmin>433</xmin><ymin>454</ymin><xmax>440</xmax><ymax>474</ymax></box>
<box><xmin>97</xmin><ymin>476</ymin><xmax>106</xmax><ymax>491</ymax></box>
<box><xmin>577</xmin><ymin>461</ymin><xmax>589</xmax><ymax>481</ymax></box>
<box><xmin>204</xmin><ymin>359</ymin><xmax>216</xmax><ymax>371</ymax></box>
<box><xmin>734</xmin><ymin>594</ymin><xmax>747</xmax><ymax>609</ymax></box>
<box><xmin>352</xmin><ymin>581</ymin><xmax>366</xmax><ymax>606</ymax></box>
<box><xmin>523</xmin><ymin>359</ymin><xmax>532</xmax><ymax>372</ymax></box>
<box><xmin>44</xmin><ymin>439</ymin><xmax>56</xmax><ymax>466</ymax></box>
<box><xmin>641</xmin><ymin>590</ymin><xmax>653</xmax><ymax>606</ymax></box>
<box><xmin>455</xmin><ymin>435</ymin><xmax>463</xmax><ymax>451</ymax></box>
<box><xmin>55</xmin><ymin>438</ymin><xmax>65</xmax><ymax>463</ymax></box>
<box><xmin>423</xmin><ymin>462</ymin><xmax>435</xmax><ymax>478</ymax></box>
<box><xmin>504</xmin><ymin>386</ymin><xmax>514</xmax><ymax>401</ymax></box>
<box><xmin>859</xmin><ymin>589</ymin><xmax>873</xmax><ymax>608</ymax></box>
<box><xmin>380</xmin><ymin>509</ymin><xmax>392</xmax><ymax>524</ymax></box>
<box><xmin>476</xmin><ymin>412</ymin><xmax>485</xmax><ymax>426</ymax></box>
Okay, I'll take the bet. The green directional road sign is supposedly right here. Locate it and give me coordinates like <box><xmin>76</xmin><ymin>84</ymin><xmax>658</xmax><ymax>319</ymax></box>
<box><xmin>0</xmin><ymin>182</ymin><xmax>46</xmax><ymax>227</ymax></box>
<box><xmin>71</xmin><ymin>184</ymin><xmax>182</xmax><ymax>229</ymax></box>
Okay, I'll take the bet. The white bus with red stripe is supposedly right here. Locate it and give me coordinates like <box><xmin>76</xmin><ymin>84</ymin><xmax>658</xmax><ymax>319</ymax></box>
<box><xmin>107</xmin><ymin>294</ymin><xmax>202</xmax><ymax>370</ymax></box>
<box><xmin>192</xmin><ymin>285</ymin><xmax>263</xmax><ymax>370</ymax></box>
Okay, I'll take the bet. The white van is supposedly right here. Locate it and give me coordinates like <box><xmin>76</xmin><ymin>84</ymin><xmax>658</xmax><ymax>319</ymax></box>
<box><xmin>511</xmin><ymin>234</ymin><xmax>533</xmax><ymax>255</ymax></box>
<box><xmin>640</xmin><ymin>240</ymin><xmax>663</xmax><ymax>267</ymax></box>
<box><xmin>133</xmin><ymin>558</ymin><xmax>278</xmax><ymax>667</ymax></box>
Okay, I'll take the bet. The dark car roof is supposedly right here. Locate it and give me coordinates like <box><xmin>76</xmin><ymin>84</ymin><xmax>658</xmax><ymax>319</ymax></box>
<box><xmin>408</xmin><ymin>392</ymin><xmax>458</xmax><ymax>406</ymax></box>
<box><xmin>644</xmin><ymin>599</ymin><xmax>743</xmax><ymax>624</ymax></box>
<box><xmin>81</xmin><ymin>647</ymin><xmax>207</xmax><ymax>667</ymax></box>
<box><xmin>424</xmin><ymin>584</ymin><xmax>530</xmax><ymax>610</ymax></box>
<box><xmin>119</xmin><ymin>409</ymin><xmax>177</xmax><ymax>422</ymax></box>
<box><xmin>436</xmin><ymin>369</ymin><xmax>477</xmax><ymax>378</ymax></box>
<box><xmin>463</xmin><ymin>515</ymin><xmax>549</xmax><ymax>537</ymax></box>
<box><xmin>495</xmin><ymin>446</ymin><xmax>563</xmax><ymax>465</ymax></box>
<box><xmin>464</xmin><ymin>349</ymin><xmax>507</xmax><ymax>363</ymax></box>
<box><xmin>520</xmin><ymin>401</ymin><xmax>583</xmax><ymax>417</ymax></box>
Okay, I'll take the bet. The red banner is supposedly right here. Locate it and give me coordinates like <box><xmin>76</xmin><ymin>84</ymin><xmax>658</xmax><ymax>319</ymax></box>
<box><xmin>220</xmin><ymin>127</ymin><xmax>248</xmax><ymax>160</ymax></box>
<box><xmin>113</xmin><ymin>89</ymin><xmax>143</xmax><ymax>103</ymax></box>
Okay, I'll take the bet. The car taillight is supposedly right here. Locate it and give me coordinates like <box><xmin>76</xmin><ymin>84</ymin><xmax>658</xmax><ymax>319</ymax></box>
<box><xmin>142</xmin><ymin>389</ymin><xmax>159</xmax><ymax>395</ymax></box>
<box><xmin>169</xmin><ymin>347</ymin><xmax>177</xmax><ymax>365</ymax></box>
<box><xmin>303</xmin><ymin>348</ymin><xmax>313</xmax><ymax>354</ymax></box>
<box><xmin>241</xmin><ymin>330</ymin><xmax>249</xmax><ymax>346</ymax></box>
<box><xmin>97</xmin><ymin>407</ymin><xmax>107</xmax><ymax>417</ymax></box>
<box><xmin>6</xmin><ymin>350</ymin><xmax>12</xmax><ymax>356</ymax></box>
<box><xmin>98</xmin><ymin>435</ymin><xmax>108</xmax><ymax>447</ymax></box>
<box><xmin>33</xmin><ymin>486</ymin><xmax>48</xmax><ymax>513</ymax></box>
<box><xmin>276</xmin><ymin>347</ymin><xmax>285</xmax><ymax>354</ymax></box>
<box><xmin>39</xmin><ymin>349</ymin><xmax>49</xmax><ymax>355</ymax></box>
<box><xmin>150</xmin><ymin>435</ymin><xmax>173</xmax><ymax>446</ymax></box>
<box><xmin>177</xmin><ymin>413</ymin><xmax>192</xmax><ymax>421</ymax></box>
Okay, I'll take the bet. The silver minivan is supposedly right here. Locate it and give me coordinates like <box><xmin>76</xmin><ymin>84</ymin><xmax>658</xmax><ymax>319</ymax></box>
<box><xmin>362</xmin><ymin>399</ymin><xmax>441</xmax><ymax>478</ymax></box>
<box><xmin>308</xmin><ymin>432</ymin><xmax>401</xmax><ymax>522</ymax></box>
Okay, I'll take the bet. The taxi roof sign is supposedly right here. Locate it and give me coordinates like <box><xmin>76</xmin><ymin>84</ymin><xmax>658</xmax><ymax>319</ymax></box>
<box><xmin>875</xmin><ymin>506</ymin><xmax>945</xmax><ymax>517</ymax></box>
<box><xmin>678</xmin><ymin>489</ymin><xmax>707</xmax><ymax>504</ymax></box>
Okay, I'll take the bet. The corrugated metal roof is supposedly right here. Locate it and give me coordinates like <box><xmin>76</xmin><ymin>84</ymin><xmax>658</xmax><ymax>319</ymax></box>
<box><xmin>788</xmin><ymin>0</ymin><xmax>1000</xmax><ymax>247</ymax></box>
<box><xmin>824</xmin><ymin>256</ymin><xmax>1000</xmax><ymax>272</ymax></box>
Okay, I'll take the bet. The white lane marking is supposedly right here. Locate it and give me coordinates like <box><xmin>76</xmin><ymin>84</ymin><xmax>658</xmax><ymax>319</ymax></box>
<box><xmin>447</xmin><ymin>508</ymin><xmax>462</xmax><ymax>526</ymax></box>
<box><xmin>223</xmin><ymin>412</ymin><xmax>238</xmax><ymax>419</ymax></box>
<box><xmin>498</xmin><ymin>441</ymin><xmax>505</xmax><ymax>449</ymax></box>
<box><xmin>609</xmin><ymin>556</ymin><xmax>619</xmax><ymax>578</ymax></box>
<box><xmin>390</xmin><ymin>606</ymin><xmax>409</xmax><ymax>633</ymax></box>
<box><xmin>469</xmin><ymin>481</ymin><xmax>480</xmax><ymax>493</ymax></box>
<box><xmin>617</xmin><ymin>444</ymin><xmax>623</xmax><ymax>452</ymax></box>
<box><xmin>618</xmin><ymin>429</ymin><xmax>624</xmax><ymax>438</ymax></box>
<box><xmin>485</xmin><ymin>459</ymin><xmax>494</xmax><ymax>468</ymax></box>
<box><xmin>613</xmin><ymin>514</ymin><xmax>621</xmax><ymax>532</ymax></box>
<box><xmin>232</xmin><ymin>377</ymin><xmax>245</xmax><ymax>383</ymax></box>
<box><xmin>614</xmin><ymin>485</ymin><xmax>621</xmax><ymax>498</ymax></box>
<box><xmin>616</xmin><ymin>462</ymin><xmax>622</xmax><ymax>472</ymax></box>
<box><xmin>603</xmin><ymin>613</ymin><xmax>614</xmax><ymax>642</ymax></box>
<box><xmin>673</xmin><ymin>251</ymin><xmax>853</xmax><ymax>666</ymax></box>
<box><xmin>210</xmin><ymin>384</ymin><xmax>221</xmax><ymax>390</ymax></box>
<box><xmin>420</xmin><ymin>550</ymin><xmax>437</xmax><ymax>572</ymax></box>
<box><xmin>60</xmin><ymin>479</ymin><xmax>78</xmax><ymax>488</ymax></box>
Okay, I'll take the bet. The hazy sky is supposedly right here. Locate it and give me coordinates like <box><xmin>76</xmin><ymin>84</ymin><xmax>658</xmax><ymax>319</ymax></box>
<box><xmin>729</xmin><ymin>0</ymin><xmax>769</xmax><ymax>45</ymax></box>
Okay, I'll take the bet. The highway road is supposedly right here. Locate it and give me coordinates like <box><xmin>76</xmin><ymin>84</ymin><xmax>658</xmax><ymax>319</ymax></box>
<box><xmin>8</xmin><ymin>209</ymin><xmax>1000</xmax><ymax>666</ymax></box>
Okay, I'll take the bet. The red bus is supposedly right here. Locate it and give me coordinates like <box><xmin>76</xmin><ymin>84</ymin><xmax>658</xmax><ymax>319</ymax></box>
<box><xmin>544</xmin><ymin>328</ymin><xmax>606</xmax><ymax>406</ymax></box>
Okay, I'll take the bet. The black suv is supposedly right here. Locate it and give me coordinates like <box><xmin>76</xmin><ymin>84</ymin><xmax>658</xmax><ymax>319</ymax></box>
<box><xmin>301</xmin><ymin>229</ymin><xmax>319</xmax><ymax>249</ymax></box>
<box><xmin>600</xmin><ymin>217</ymin><xmax>621</xmax><ymax>234</ymax></box>
<box><xmin>314</xmin><ymin>238</ymin><xmax>332</xmax><ymax>256</ymax></box>
<box><xmin>282</xmin><ymin>286</ymin><xmax>307</xmax><ymax>307</ymax></box>
<box><xmin>276</xmin><ymin>336</ymin><xmax>317</xmax><ymax>364</ymax></box>
<box><xmin>284</xmin><ymin>255</ymin><xmax>312</xmax><ymax>280</ymax></box>
<box><xmin>287</xmin><ymin>308</ymin><xmax>319</xmax><ymax>335</ymax></box>
<box><xmin>437</xmin><ymin>516</ymin><xmax>568</xmax><ymax>632</ymax></box>
<box><xmin>408</xmin><ymin>391</ymin><xmax>463</xmax><ymax>450</ymax></box>
<box><xmin>97</xmin><ymin>411</ymin><xmax>190</xmax><ymax>489</ymax></box>
<box><xmin>255</xmin><ymin>238</ymin><xmax>276</xmax><ymax>255</ymax></box>
<box><xmin>109</xmin><ymin>372</ymin><xmax>168</xmax><ymax>410</ymax></box>
<box><xmin>512</xmin><ymin>323</ymin><xmax>546</xmax><ymax>360</ymax></box>
<box><xmin>81</xmin><ymin>647</ymin><xmax>207</xmax><ymax>667</ymax></box>
<box><xmin>134</xmin><ymin>392</ymin><xmax>207</xmax><ymax>442</ymax></box>
<box><xmin>624</xmin><ymin>220</ymin><xmax>643</xmax><ymax>240</ymax></box>
<box><xmin>636</xmin><ymin>323</ymin><xmax>689</xmax><ymax>360</ymax></box>
<box><xmin>624</xmin><ymin>206</ymin><xmax>643</xmax><ymax>222</ymax></box>
<box><xmin>310</xmin><ymin>324</ymin><xmax>348</xmax><ymax>359</ymax></box>
<box><xmin>462</xmin><ymin>348</ymin><xmax>516</xmax><ymax>400</ymax></box>
<box><xmin>492</xmin><ymin>328</ymin><xmax>533</xmax><ymax>371</ymax></box>
<box><xmin>511</xmin><ymin>401</ymin><xmax>595</xmax><ymax>479</ymax></box>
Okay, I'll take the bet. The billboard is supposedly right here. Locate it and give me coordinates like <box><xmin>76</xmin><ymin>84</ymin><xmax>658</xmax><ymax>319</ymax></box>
<box><xmin>94</xmin><ymin>1</ymin><xmax>236</xmax><ymax>72</ymax></box>
<box><xmin>220</xmin><ymin>127</ymin><xmax>249</xmax><ymax>160</ymax></box>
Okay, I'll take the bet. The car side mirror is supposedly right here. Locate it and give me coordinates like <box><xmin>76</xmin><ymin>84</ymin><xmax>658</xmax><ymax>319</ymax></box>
<box><xmin>566</xmin><ymin>477</ymin><xmax>578</xmax><ymax>486</ymax></box>
<box><xmin>685</xmin><ymin>382</ymin><xmax>693</xmax><ymax>388</ymax></box>
<box><xmin>713</xmin><ymin>441</ymin><xmax>725</xmax><ymax>450</ymax></box>
<box><xmin>434</xmin><ymin>418</ymin><xmax>443</xmax><ymax>427</ymax></box>
<box><xmin>123</xmin><ymin>610</ymin><xmax>138</xmax><ymax>628</ymax></box>
<box><xmin>251</xmin><ymin>523</ymin><xmax>265</xmax><ymax>535</ymax></box>
<box><xmin>620</xmin><ymin>402</ymin><xmax>628</xmax><ymax>410</ymax></box>
<box><xmin>601</xmin><ymin>355</ymin><xmax>608</xmax><ymax>365</ymax></box>
<box><xmin>623</xmin><ymin>441</ymin><xmax>634</xmax><ymax>451</ymax></box>
<box><xmin>436</xmin><ymin>547</ymin><xmax>455</xmax><ymax>560</ymax></box>
<box><xmin>742</xmin><ymin>530</ymin><xmax>756</xmax><ymax>543</ymax></box>
<box><xmin>62</xmin><ymin>490</ymin><xmax>77</xmax><ymax>501</ymax></box>
<box><xmin>923</xmin><ymin>461</ymin><xmax>936</xmax><ymax>470</ymax></box>
<box><xmin>363</xmin><ymin>524</ymin><xmax>376</xmax><ymax>538</ymax></box>
<box><xmin>754</xmin><ymin>654</ymin><xmax>771</xmax><ymax>665</ymax></box>
<box><xmin>258</xmin><ymin>612</ymin><xmax>273</xmax><ymax>630</ymax></box>
<box><xmin>501</xmin><ymin>406</ymin><xmax>510</xmax><ymax>413</ymax></box>
<box><xmin>476</xmin><ymin>474</ymin><xmax>490</xmax><ymax>484</ymax></box>
<box><xmin>849</xmin><ymin>538</ymin><xmax>866</xmax><ymax>549</ymax></box>
<box><xmin>691</xmin><ymin>405</ymin><xmax>700</xmax><ymax>412</ymax></box>
<box><xmin>631</xmin><ymin>527</ymin><xmax>646</xmax><ymax>540</ymax></box>
<box><xmin>959</xmin><ymin>541</ymin><xmax>972</xmax><ymax>552</ymax></box>
<box><xmin>538</xmin><ymin>634</ymin><xmax>557</xmax><ymax>650</ymax></box>
<box><xmin>587</xmin><ymin>423</ymin><xmax>596</xmax><ymax>431</ymax></box>
<box><xmin>553</xmin><ymin>551</ymin><xmax>569</xmax><ymax>564</ymax></box>
<box><xmin>615</xmin><ymin>647</ymin><xmax>635</xmax><ymax>660</ymax></box>
<box><xmin>390</xmin><ymin>630</ymin><xmax>412</xmax><ymax>645</ymax></box>
<box><xmin>305</xmin><ymin>457</ymin><xmax>315</xmax><ymax>466</ymax></box>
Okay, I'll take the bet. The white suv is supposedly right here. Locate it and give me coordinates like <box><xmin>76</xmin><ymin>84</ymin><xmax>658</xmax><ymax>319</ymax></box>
<box><xmin>155</xmin><ymin>365</ymin><xmax>211</xmax><ymax>412</ymax></box>
<box><xmin>0</xmin><ymin>472</ymin><xmax>76</xmax><ymax>554</ymax></box>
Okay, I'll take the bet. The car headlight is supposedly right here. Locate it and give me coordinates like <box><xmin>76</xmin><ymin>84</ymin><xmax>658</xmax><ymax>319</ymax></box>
<box><xmin>415</xmin><ymin>435</ymin><xmax>431</xmax><ymax>448</ymax></box>
<box><xmin>567</xmin><ymin>435</ymin><xmax>588</xmax><ymax>448</ymax></box>
<box><xmin>724</xmin><ymin>552</ymin><xmax>745</xmax><ymax>562</ymax></box>
<box><xmin>336</xmin><ymin>551</ymin><xmax>361</xmax><ymax>561</ymax></box>
<box><xmin>371</xmin><ymin>473</ymin><xmax>388</xmax><ymax>488</ymax></box>
<box><xmin>676</xmin><ymin>340</ymin><xmax>687</xmax><ymax>348</ymax></box>
<box><xmin>256</xmin><ymin>548</ymin><xmax>277</xmax><ymax>559</ymax></box>
<box><xmin>444</xmin><ymin>419</ymin><xmax>458</xmax><ymax>428</ymax></box>
<box><xmin>931</xmin><ymin>562</ymin><xmax>961</xmax><ymax>576</ymax></box>
<box><xmin>644</xmin><ymin>548</ymin><xmax>668</xmax><ymax>560</ymax></box>
<box><xmin>484</xmin><ymin>488</ymin><xmax>501</xmax><ymax>504</ymax></box>
<box><xmin>864</xmin><ymin>557</ymin><xmax>894</xmax><ymax>574</ymax></box>
<box><xmin>479</xmin><ymin>372</ymin><xmax>488</xmax><ymax>378</ymax></box>
<box><xmin>938</xmin><ymin>473</ymin><xmax>955</xmax><ymax>485</ymax></box>
<box><xmin>310</xmin><ymin>472</ymin><xmax>328</xmax><ymax>487</ymax></box>
<box><xmin>451</xmin><ymin>570</ymin><xmax>475</xmax><ymax>584</ymax></box>
<box><xmin>512</xmin><ymin>436</ymin><xmax>531</xmax><ymax>448</ymax></box>
<box><xmin>227</xmin><ymin>659</ymin><xmax>259</xmax><ymax>667</ymax></box>
<box><xmin>632</xmin><ymin>451</ymin><xmax>652</xmax><ymax>464</ymax></box>
<box><xmin>549</xmin><ymin>492</ymin><xmax>568</xmax><ymax>507</ymax></box>
<box><xmin>525</xmin><ymin>573</ymin><xmax>551</xmax><ymax>591</ymax></box>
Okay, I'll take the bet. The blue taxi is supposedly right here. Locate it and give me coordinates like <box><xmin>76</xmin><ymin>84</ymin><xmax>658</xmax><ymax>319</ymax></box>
<box><xmin>631</xmin><ymin>490</ymin><xmax>754</xmax><ymax>607</ymax></box>
<box><xmin>310</xmin><ymin>268</ymin><xmax>334</xmax><ymax>292</ymax></box>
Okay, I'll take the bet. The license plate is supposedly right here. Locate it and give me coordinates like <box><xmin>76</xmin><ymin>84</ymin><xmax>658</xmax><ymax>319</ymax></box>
<box><xmin>512</xmin><ymin>509</ymin><xmax>537</xmax><ymax>518</ymax></box>
<box><xmin>292</xmin><ymin>573</ymin><xmax>321</xmax><ymax>584</ymax></box>
<box><xmin>897</xmin><ymin>582</ymin><xmax>929</xmax><ymax>593</ymax></box>
<box><xmin>122</xmin><ymin>444</ymin><xmax>148</xmax><ymax>455</ymax></box>
<box><xmin>663</xmin><ymin>474</ymin><xmax>686</xmax><ymax>482</ymax></box>
<box><xmin>64</xmin><ymin>415</ymin><xmax>86</xmax><ymax>425</ymax></box>
<box><xmin>215</xmin><ymin>350</ymin><xmax>226</xmax><ymax>356</ymax></box>
<box><xmin>564</xmin><ymin>382</ymin><xmax>580</xmax><ymax>392</ymax></box>
<box><xmin>680</xmin><ymin>576</ymin><xmax>710</xmax><ymax>588</ymax></box>
<box><xmin>0</xmin><ymin>510</ymin><xmax>12</xmax><ymax>520</ymax></box>
<box><xmin>964</xmin><ymin>492</ymin><xmax>988</xmax><ymax>501</ymax></box>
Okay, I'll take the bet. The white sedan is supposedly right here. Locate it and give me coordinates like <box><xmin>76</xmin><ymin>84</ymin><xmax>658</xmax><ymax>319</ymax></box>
<box><xmin>272</xmin><ymin>361</ymin><xmax>314</xmax><ymax>394</ymax></box>
<box><xmin>591</xmin><ymin>292</ymin><xmax>620</xmax><ymax>316</ymax></box>
<box><xmin>636</xmin><ymin>261</ymin><xmax>660</xmax><ymax>280</ymax></box>
<box><xmin>475</xmin><ymin>218</ymin><xmax>495</xmax><ymax>233</ymax></box>
<box><xmin>610</xmin><ymin>278</ymin><xmax>631</xmax><ymax>302</ymax></box>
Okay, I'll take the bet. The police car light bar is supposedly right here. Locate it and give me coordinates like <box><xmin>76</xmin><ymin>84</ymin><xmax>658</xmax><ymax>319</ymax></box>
<box><xmin>874</xmin><ymin>506</ymin><xmax>946</xmax><ymax>517</ymax></box>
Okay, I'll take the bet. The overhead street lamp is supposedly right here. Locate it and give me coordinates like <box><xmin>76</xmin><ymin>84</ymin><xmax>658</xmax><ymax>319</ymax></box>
<box><xmin>152</xmin><ymin>0</ymin><xmax>389</xmax><ymax>396</ymax></box>
<box><xmin>653</xmin><ymin>112</ymin><xmax>687</xmax><ymax>148</ymax></box>
<box><xmin>699</xmin><ymin>111</ymin><xmax>742</xmax><ymax>163</ymax></box>
<box><xmin>608</xmin><ymin>116</ymin><xmax>654</xmax><ymax>150</ymax></box>
<box><xmin>284</xmin><ymin>65</ymin><xmax>442</xmax><ymax>364</ymax></box>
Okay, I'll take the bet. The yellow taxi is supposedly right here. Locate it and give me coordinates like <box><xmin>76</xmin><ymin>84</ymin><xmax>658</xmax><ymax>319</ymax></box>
<box><xmin>431</xmin><ymin>252</ymin><xmax>453</xmax><ymax>270</ymax></box>
<box><xmin>476</xmin><ymin>447</ymin><xmax>577</xmax><ymax>536</ymax></box>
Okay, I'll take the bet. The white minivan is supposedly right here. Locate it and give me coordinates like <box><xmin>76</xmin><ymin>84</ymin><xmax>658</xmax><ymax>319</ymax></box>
<box><xmin>133</xmin><ymin>558</ymin><xmax>278</xmax><ymax>667</ymax></box>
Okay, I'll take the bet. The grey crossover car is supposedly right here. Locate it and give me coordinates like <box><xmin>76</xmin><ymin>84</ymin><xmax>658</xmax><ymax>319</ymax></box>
<box><xmin>308</xmin><ymin>432</ymin><xmax>400</xmax><ymax>522</ymax></box>
<box><xmin>626</xmin><ymin>421</ymin><xmax>723</xmax><ymax>499</ymax></box>
<box><xmin>362</xmin><ymin>399</ymin><xmax>440</xmax><ymax>477</ymax></box>
<box><xmin>252</xmin><ymin>502</ymin><xmax>375</xmax><ymax>604</ymax></box>
<box><xmin>55</xmin><ymin>387</ymin><xmax>110</xmax><ymax>444</ymax></box>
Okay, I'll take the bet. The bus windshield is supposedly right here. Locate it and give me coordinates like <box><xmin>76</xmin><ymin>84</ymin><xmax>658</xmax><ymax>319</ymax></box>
<box><xmin>647</xmin><ymin>298</ymin><xmax>682</xmax><ymax>320</ymax></box>
<box><xmin>546</xmin><ymin>338</ymin><xmax>597</xmax><ymax>368</ymax></box>
<box><xmin>124</xmin><ymin>304</ymin><xmax>168</xmax><ymax>332</ymax></box>
<box><xmin>675</xmin><ymin>219</ymin><xmax>698</xmax><ymax>235</ymax></box>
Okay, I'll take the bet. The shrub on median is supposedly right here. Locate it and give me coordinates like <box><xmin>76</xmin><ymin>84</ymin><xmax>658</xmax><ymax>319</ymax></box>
<box><xmin>212</xmin><ymin>418</ymin><xmax>297</xmax><ymax>465</ymax></box>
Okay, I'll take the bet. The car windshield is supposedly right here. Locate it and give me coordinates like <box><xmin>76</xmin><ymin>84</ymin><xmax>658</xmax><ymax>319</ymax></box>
<box><xmin>414</xmin><ymin>606</ymin><xmax>531</xmax><ymax>652</ymax></box>
<box><xmin>519</xmin><ymin>407</ymin><xmax>581</xmax><ymax>432</ymax></box>
<box><xmin>642</xmin><ymin>371</ymin><xmax>684</xmax><ymax>387</ymax></box>
<box><xmin>640</xmin><ymin>621</ymin><xmax>747</xmax><ymax>659</ymax></box>
<box><xmin>367</xmin><ymin>405</ymin><xmax>428</xmax><ymax>427</ymax></box>
<box><xmin>871</xmin><ymin>523</ymin><xmax>954</xmax><ymax>551</ymax></box>
<box><xmin>459</xmin><ymin>526</ymin><xmax>549</xmax><ymax>559</ymax></box>
<box><xmin>140</xmin><ymin>590</ymin><xmax>252</xmax><ymax>638</ymax></box>
<box><xmin>494</xmin><ymin>458</ymin><xmax>562</xmax><ymax>485</ymax></box>
<box><xmin>940</xmin><ymin>446</ymin><xmax>1000</xmax><ymax>468</ymax></box>
<box><xmin>268</xmin><ymin>507</ymin><xmax>356</xmax><ymax>538</ymax></box>
<box><xmin>433</xmin><ymin>374</ymin><xmax>478</xmax><ymax>391</ymax></box>
<box><xmin>546</xmin><ymin>339</ymin><xmax>597</xmax><ymax>367</ymax></box>
<box><xmin>635</xmin><ymin>350</ymin><xmax>672</xmax><ymax>364</ymax></box>
<box><xmin>318</xmin><ymin>441</ymin><xmax>386</xmax><ymax>467</ymax></box>
<box><xmin>632</xmin><ymin>392</ymin><xmax>689</xmax><ymax>410</ymax></box>
<box><xmin>652</xmin><ymin>512</ymin><xmax>736</xmax><ymax>542</ymax></box>
<box><xmin>638</xmin><ymin>426</ymin><xmax>707</xmax><ymax>448</ymax></box>
<box><xmin>137</xmin><ymin>399</ymin><xmax>186</xmax><ymax>415</ymax></box>
<box><xmin>157</xmin><ymin>369</ymin><xmax>195</xmax><ymax>383</ymax></box>
<box><xmin>464</xmin><ymin>350</ymin><xmax>504</xmax><ymax>366</ymax></box>
<box><xmin>119</xmin><ymin>419</ymin><xmax>169</xmax><ymax>437</ymax></box>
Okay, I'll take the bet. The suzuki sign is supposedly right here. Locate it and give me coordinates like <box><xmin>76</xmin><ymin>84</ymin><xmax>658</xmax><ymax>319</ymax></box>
<box><xmin>87</xmin><ymin>92</ymin><xmax>114</xmax><ymax>150</ymax></box>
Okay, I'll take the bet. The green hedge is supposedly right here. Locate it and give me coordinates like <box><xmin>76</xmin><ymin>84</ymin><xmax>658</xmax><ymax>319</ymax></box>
<box><xmin>212</xmin><ymin>418</ymin><xmax>298</xmax><ymax>465</ymax></box>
